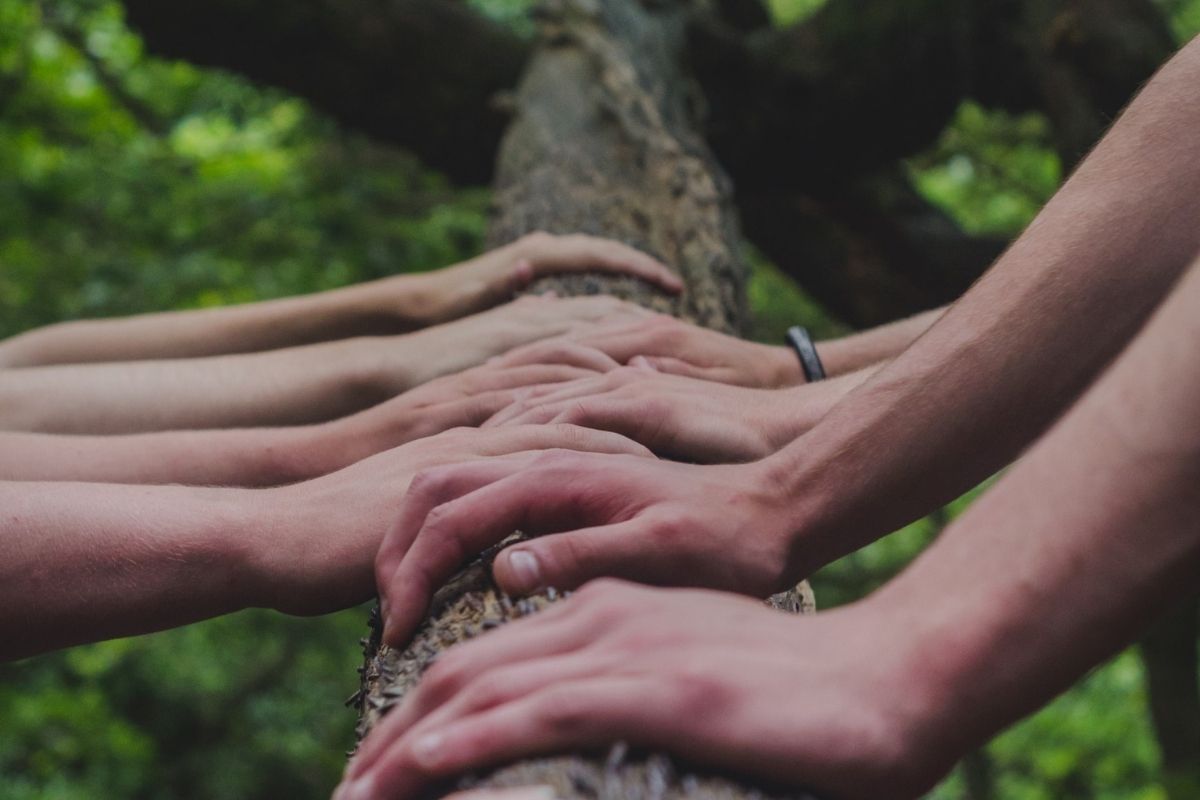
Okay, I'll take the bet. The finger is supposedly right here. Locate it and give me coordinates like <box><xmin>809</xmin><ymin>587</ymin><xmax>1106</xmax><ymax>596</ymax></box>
<box><xmin>354</xmin><ymin>677</ymin><xmax>662</xmax><ymax>800</ymax></box>
<box><xmin>490</xmin><ymin>403</ymin><xmax>562</xmax><ymax>428</ymax></box>
<box><xmin>473</xmin><ymin>424</ymin><xmax>653</xmax><ymax>459</ymax></box>
<box><xmin>381</xmin><ymin>456</ymin><xmax>635</xmax><ymax>646</ymax></box>
<box><xmin>481</xmin><ymin>395</ymin><xmax>543</xmax><ymax>428</ymax></box>
<box><xmin>479</xmin><ymin>374</ymin><xmax>626</xmax><ymax>427</ymax></box>
<box><xmin>628</xmin><ymin>354</ymin><xmax>719</xmax><ymax>382</ymax></box>
<box><xmin>488</xmin><ymin>373</ymin><xmax>614</xmax><ymax>412</ymax></box>
<box><xmin>551</xmin><ymin>399</ymin><xmax>671</xmax><ymax>453</ymax></box>
<box><xmin>376</xmin><ymin>456</ymin><xmax>537</xmax><ymax>624</ymax></box>
<box><xmin>556</xmin><ymin>295</ymin><xmax>649</xmax><ymax>324</ymax></box>
<box><xmin>493</xmin><ymin>340</ymin><xmax>622</xmax><ymax>372</ymax></box>
<box><xmin>388</xmin><ymin>650</ymin><xmax>623</xmax><ymax>762</ymax></box>
<box><xmin>470</xmin><ymin>363</ymin><xmax>600</xmax><ymax>391</ymax></box>
<box><xmin>493</xmin><ymin>519</ymin><xmax>659</xmax><ymax>596</ymax></box>
<box><xmin>533</xmin><ymin>235</ymin><xmax>683</xmax><ymax>293</ymax></box>
<box><xmin>429</xmin><ymin>390</ymin><xmax>524</xmax><ymax>431</ymax></box>
<box><xmin>350</xmin><ymin>631</ymin><xmax>606</xmax><ymax>779</ymax></box>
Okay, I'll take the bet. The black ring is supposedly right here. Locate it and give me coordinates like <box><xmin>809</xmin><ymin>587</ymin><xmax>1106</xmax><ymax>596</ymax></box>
<box><xmin>786</xmin><ymin>325</ymin><xmax>826</xmax><ymax>382</ymax></box>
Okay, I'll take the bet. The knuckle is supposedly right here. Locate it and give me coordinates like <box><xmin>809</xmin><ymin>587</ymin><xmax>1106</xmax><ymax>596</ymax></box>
<box><xmin>535</xmin><ymin>687</ymin><xmax>595</xmax><ymax>733</ymax></box>
<box><xmin>650</xmin><ymin>510</ymin><xmax>691</xmax><ymax>547</ymax></box>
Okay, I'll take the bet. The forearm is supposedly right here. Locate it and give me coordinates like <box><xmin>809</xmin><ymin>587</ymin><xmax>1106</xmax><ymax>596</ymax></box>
<box><xmin>0</xmin><ymin>274</ymin><xmax>441</xmax><ymax>368</ymax></box>
<box><xmin>0</xmin><ymin>336</ymin><xmax>404</xmax><ymax>433</ymax></box>
<box><xmin>878</xmin><ymin>258</ymin><xmax>1200</xmax><ymax>754</ymax></box>
<box><xmin>818</xmin><ymin>307</ymin><xmax>945</xmax><ymax>377</ymax></box>
<box><xmin>772</xmin><ymin>37</ymin><xmax>1200</xmax><ymax>569</ymax></box>
<box><xmin>762</xmin><ymin>364</ymin><xmax>881</xmax><ymax>451</ymax></box>
<box><xmin>0</xmin><ymin>425</ymin><xmax>347</xmax><ymax>486</ymax></box>
<box><xmin>0</xmin><ymin>481</ymin><xmax>264</xmax><ymax>660</ymax></box>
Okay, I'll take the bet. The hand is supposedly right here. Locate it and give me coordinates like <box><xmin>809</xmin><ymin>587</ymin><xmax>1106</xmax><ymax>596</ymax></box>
<box><xmin>424</xmin><ymin>232</ymin><xmax>683</xmax><ymax>322</ymax></box>
<box><xmin>246</xmin><ymin>425</ymin><xmax>652</xmax><ymax>617</ymax></box>
<box><xmin>338</xmin><ymin>581</ymin><xmax>950</xmax><ymax>800</ymax></box>
<box><xmin>325</xmin><ymin>348</ymin><xmax>623</xmax><ymax>468</ymax></box>
<box><xmin>398</xmin><ymin>295</ymin><xmax>654</xmax><ymax>389</ymax></box>
<box><xmin>484</xmin><ymin>364</ymin><xmax>807</xmax><ymax>462</ymax></box>
<box><xmin>498</xmin><ymin>315</ymin><xmax>803</xmax><ymax>388</ymax></box>
<box><xmin>375</xmin><ymin>450</ymin><xmax>801</xmax><ymax>648</ymax></box>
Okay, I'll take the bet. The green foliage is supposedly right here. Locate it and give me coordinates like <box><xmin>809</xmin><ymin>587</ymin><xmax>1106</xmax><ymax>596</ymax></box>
<box><xmin>1</xmin><ymin>2</ymin><xmax>1194</xmax><ymax>800</ymax></box>
<box><xmin>909</xmin><ymin>103</ymin><xmax>1062</xmax><ymax>236</ymax></box>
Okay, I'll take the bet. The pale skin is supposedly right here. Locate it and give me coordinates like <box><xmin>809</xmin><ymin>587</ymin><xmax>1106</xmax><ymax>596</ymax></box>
<box><xmin>0</xmin><ymin>232</ymin><xmax>682</xmax><ymax>368</ymax></box>
<box><xmin>0</xmin><ymin>232</ymin><xmax>679</xmax><ymax>435</ymax></box>
<box><xmin>340</xmin><ymin>229</ymin><xmax>1200</xmax><ymax>800</ymax></box>
<box><xmin>0</xmin><ymin>294</ymin><xmax>652</xmax><ymax>434</ymax></box>
<box><xmin>497</xmin><ymin>304</ymin><xmax>942</xmax><ymax>389</ymax></box>
<box><xmin>373</xmin><ymin>35</ymin><xmax>1200</xmax><ymax>647</ymax></box>
<box><xmin>484</xmin><ymin>361</ymin><xmax>879</xmax><ymax>462</ymax></box>
<box><xmin>0</xmin><ymin>347</ymin><xmax>621</xmax><ymax>485</ymax></box>
<box><xmin>0</xmin><ymin>424</ymin><xmax>653</xmax><ymax>662</ymax></box>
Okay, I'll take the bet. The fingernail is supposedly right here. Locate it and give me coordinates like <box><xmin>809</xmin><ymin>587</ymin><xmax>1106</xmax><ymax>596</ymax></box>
<box><xmin>506</xmin><ymin>550</ymin><xmax>543</xmax><ymax>593</ymax></box>
<box><xmin>335</xmin><ymin>775</ymin><xmax>374</xmax><ymax>800</ymax></box>
<box><xmin>412</xmin><ymin>731</ymin><xmax>444</xmax><ymax>768</ymax></box>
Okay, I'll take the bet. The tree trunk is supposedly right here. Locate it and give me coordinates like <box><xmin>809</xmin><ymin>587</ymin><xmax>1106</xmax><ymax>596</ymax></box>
<box><xmin>352</xmin><ymin>1</ymin><xmax>816</xmax><ymax>797</ymax></box>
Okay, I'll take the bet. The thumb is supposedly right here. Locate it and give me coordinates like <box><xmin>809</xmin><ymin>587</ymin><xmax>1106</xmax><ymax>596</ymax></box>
<box><xmin>493</xmin><ymin>520</ymin><xmax>651</xmax><ymax>595</ymax></box>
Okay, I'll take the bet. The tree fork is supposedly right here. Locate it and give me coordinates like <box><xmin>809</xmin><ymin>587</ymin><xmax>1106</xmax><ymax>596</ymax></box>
<box><xmin>353</xmin><ymin>1</ymin><xmax>816</xmax><ymax>797</ymax></box>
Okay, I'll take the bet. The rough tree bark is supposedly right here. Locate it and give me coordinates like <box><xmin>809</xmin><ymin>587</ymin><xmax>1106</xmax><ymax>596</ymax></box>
<box><xmin>351</xmin><ymin>2</ymin><xmax>816</xmax><ymax>797</ymax></box>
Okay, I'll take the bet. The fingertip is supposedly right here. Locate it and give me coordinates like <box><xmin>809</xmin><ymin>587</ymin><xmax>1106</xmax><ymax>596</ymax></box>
<box><xmin>514</xmin><ymin>258</ymin><xmax>534</xmax><ymax>286</ymax></box>
<box><xmin>495</xmin><ymin>548</ymin><xmax>544</xmax><ymax>596</ymax></box>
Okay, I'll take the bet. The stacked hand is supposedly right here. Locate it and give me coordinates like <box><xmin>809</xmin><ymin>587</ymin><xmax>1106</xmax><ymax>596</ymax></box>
<box><xmin>373</xmin><ymin>449</ymin><xmax>806</xmax><ymax>649</ymax></box>
<box><xmin>324</xmin><ymin>345</ymin><xmax>624</xmax><ymax>468</ymax></box>
<box><xmin>338</xmin><ymin>581</ymin><xmax>951</xmax><ymax>800</ymax></box>
<box><xmin>495</xmin><ymin>314</ymin><xmax>804</xmax><ymax>388</ymax></box>
<box><xmin>247</xmin><ymin>425</ymin><xmax>653</xmax><ymax>617</ymax></box>
<box><xmin>484</xmin><ymin>364</ymin><xmax>817</xmax><ymax>462</ymax></box>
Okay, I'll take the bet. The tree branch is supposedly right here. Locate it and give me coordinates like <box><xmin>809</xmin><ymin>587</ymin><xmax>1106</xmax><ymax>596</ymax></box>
<box><xmin>121</xmin><ymin>0</ymin><xmax>530</xmax><ymax>184</ymax></box>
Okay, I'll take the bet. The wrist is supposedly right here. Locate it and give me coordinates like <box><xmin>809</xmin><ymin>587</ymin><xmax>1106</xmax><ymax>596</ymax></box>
<box><xmin>757</xmin><ymin>385</ymin><xmax>830</xmax><ymax>453</ymax></box>
<box><xmin>819</xmin><ymin>593</ymin><xmax>972</xmax><ymax>791</ymax></box>
<box><xmin>216</xmin><ymin>487</ymin><xmax>292</xmax><ymax>613</ymax></box>
<box><xmin>761</xmin><ymin>343</ymin><xmax>807</xmax><ymax>388</ymax></box>
<box><xmin>241</xmin><ymin>477</ymin><xmax>379</xmax><ymax>616</ymax></box>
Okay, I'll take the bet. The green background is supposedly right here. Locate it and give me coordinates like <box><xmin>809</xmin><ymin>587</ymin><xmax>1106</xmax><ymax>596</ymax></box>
<box><xmin>1</xmin><ymin>1</ymin><xmax>1197</xmax><ymax>797</ymax></box>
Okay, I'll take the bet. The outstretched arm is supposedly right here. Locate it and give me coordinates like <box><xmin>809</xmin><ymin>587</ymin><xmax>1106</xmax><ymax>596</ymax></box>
<box><xmin>0</xmin><ymin>359</ymin><xmax>607</xmax><ymax>485</ymax></box>
<box><xmin>504</xmin><ymin>305</ymin><xmax>941</xmax><ymax>388</ymax></box>
<box><xmin>0</xmin><ymin>424</ymin><xmax>650</xmax><ymax>662</ymax></box>
<box><xmin>0</xmin><ymin>233</ymin><xmax>679</xmax><ymax>368</ymax></box>
<box><xmin>0</xmin><ymin>295</ymin><xmax>647</xmax><ymax>434</ymax></box>
<box><xmin>346</xmin><ymin>250</ymin><xmax>1200</xmax><ymax>800</ymax></box>
<box><xmin>373</xmin><ymin>36</ymin><xmax>1200</xmax><ymax>644</ymax></box>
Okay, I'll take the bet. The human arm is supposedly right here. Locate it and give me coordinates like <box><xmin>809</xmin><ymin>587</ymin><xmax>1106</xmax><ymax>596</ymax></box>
<box><xmin>493</xmin><ymin>304</ymin><xmax>941</xmax><ymax>388</ymax></box>
<box><xmin>0</xmin><ymin>233</ymin><xmax>679</xmax><ymax>368</ymax></box>
<box><xmin>344</xmin><ymin>255</ymin><xmax>1200</xmax><ymax>800</ymax></box>
<box><xmin>0</xmin><ymin>295</ymin><xmax>647</xmax><ymax>434</ymax></box>
<box><xmin>0</xmin><ymin>424</ymin><xmax>650</xmax><ymax>662</ymax></box>
<box><xmin>373</xmin><ymin>37</ymin><xmax>1200</xmax><ymax>645</ymax></box>
<box><xmin>0</xmin><ymin>360</ymin><xmax>609</xmax><ymax>485</ymax></box>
